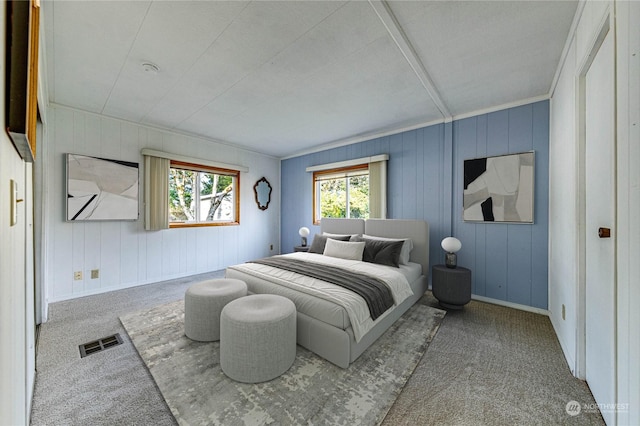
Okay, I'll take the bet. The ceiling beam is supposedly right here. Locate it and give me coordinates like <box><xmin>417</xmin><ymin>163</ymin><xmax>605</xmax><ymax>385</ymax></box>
<box><xmin>368</xmin><ymin>0</ymin><xmax>452</xmax><ymax>121</ymax></box>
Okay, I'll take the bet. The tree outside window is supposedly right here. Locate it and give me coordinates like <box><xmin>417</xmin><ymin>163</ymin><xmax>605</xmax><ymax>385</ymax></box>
<box><xmin>169</xmin><ymin>161</ymin><xmax>239</xmax><ymax>227</ymax></box>
<box><xmin>313</xmin><ymin>166</ymin><xmax>369</xmax><ymax>224</ymax></box>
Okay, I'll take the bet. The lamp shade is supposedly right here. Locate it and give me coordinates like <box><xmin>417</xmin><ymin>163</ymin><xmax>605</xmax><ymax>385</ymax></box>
<box><xmin>299</xmin><ymin>227</ymin><xmax>310</xmax><ymax>238</ymax></box>
<box><xmin>441</xmin><ymin>237</ymin><xmax>462</xmax><ymax>253</ymax></box>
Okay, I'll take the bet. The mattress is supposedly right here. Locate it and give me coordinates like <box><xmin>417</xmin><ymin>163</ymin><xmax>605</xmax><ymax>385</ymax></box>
<box><xmin>225</xmin><ymin>252</ymin><xmax>417</xmax><ymax>342</ymax></box>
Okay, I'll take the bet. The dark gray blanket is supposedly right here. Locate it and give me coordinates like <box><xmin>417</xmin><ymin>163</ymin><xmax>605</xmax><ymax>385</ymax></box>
<box><xmin>248</xmin><ymin>257</ymin><xmax>394</xmax><ymax>320</ymax></box>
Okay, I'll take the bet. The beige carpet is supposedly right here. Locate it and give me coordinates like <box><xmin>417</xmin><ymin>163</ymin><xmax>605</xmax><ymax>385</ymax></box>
<box><xmin>382</xmin><ymin>293</ymin><xmax>605</xmax><ymax>426</ymax></box>
<box><xmin>29</xmin><ymin>272</ymin><xmax>605</xmax><ymax>426</ymax></box>
<box><xmin>120</xmin><ymin>299</ymin><xmax>445</xmax><ymax>425</ymax></box>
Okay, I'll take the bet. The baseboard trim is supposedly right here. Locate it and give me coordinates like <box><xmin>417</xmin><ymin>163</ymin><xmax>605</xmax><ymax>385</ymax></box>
<box><xmin>48</xmin><ymin>278</ymin><xmax>177</xmax><ymax>304</ymax></box>
<box><xmin>549</xmin><ymin>314</ymin><xmax>577</xmax><ymax>376</ymax></box>
<box><xmin>471</xmin><ymin>294</ymin><xmax>550</xmax><ymax>316</ymax></box>
<box><xmin>46</xmin><ymin>270</ymin><xmax>220</xmax><ymax>305</ymax></box>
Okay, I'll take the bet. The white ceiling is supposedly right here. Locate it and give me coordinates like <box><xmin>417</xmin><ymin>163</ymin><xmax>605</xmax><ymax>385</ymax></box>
<box><xmin>43</xmin><ymin>1</ymin><xmax>578</xmax><ymax>158</ymax></box>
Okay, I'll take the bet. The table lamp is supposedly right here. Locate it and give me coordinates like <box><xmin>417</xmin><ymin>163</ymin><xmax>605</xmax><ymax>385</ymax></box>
<box><xmin>299</xmin><ymin>227</ymin><xmax>310</xmax><ymax>247</ymax></box>
<box><xmin>441</xmin><ymin>237</ymin><xmax>462</xmax><ymax>268</ymax></box>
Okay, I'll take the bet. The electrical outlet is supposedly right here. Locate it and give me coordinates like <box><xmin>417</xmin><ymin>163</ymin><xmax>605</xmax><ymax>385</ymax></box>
<box><xmin>562</xmin><ymin>304</ymin><xmax>566</xmax><ymax>320</ymax></box>
<box><xmin>74</xmin><ymin>271</ymin><xmax>82</xmax><ymax>280</ymax></box>
<box><xmin>270</xmin><ymin>244</ymin><xmax>274</xmax><ymax>251</ymax></box>
<box><xmin>91</xmin><ymin>269</ymin><xmax>99</xmax><ymax>279</ymax></box>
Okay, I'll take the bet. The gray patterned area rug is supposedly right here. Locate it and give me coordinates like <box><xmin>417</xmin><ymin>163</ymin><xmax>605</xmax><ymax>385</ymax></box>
<box><xmin>120</xmin><ymin>299</ymin><xmax>445</xmax><ymax>426</ymax></box>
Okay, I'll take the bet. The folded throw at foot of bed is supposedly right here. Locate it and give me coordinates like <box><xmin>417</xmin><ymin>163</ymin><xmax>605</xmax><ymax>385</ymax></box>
<box><xmin>248</xmin><ymin>257</ymin><xmax>394</xmax><ymax>320</ymax></box>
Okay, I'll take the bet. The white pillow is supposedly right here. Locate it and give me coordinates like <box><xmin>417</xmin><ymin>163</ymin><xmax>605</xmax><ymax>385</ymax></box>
<box><xmin>323</xmin><ymin>239</ymin><xmax>365</xmax><ymax>261</ymax></box>
<box><xmin>362</xmin><ymin>234</ymin><xmax>413</xmax><ymax>265</ymax></box>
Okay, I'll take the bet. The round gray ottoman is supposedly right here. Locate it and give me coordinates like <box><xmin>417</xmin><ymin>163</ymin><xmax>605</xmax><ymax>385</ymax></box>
<box><xmin>184</xmin><ymin>278</ymin><xmax>247</xmax><ymax>342</ymax></box>
<box><xmin>220</xmin><ymin>294</ymin><xmax>296</xmax><ymax>383</ymax></box>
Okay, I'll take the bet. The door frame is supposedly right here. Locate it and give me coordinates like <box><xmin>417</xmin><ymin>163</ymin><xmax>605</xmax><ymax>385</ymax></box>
<box><xmin>575</xmin><ymin>7</ymin><xmax>617</xmax><ymax>405</ymax></box>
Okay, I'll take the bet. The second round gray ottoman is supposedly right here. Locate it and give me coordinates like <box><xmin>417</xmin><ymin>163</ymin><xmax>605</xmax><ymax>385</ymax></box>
<box><xmin>184</xmin><ymin>278</ymin><xmax>247</xmax><ymax>342</ymax></box>
<box><xmin>220</xmin><ymin>294</ymin><xmax>296</xmax><ymax>383</ymax></box>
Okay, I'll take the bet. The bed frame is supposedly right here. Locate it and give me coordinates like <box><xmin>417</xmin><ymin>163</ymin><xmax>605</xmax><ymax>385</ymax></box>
<box><xmin>227</xmin><ymin>218</ymin><xmax>429</xmax><ymax>368</ymax></box>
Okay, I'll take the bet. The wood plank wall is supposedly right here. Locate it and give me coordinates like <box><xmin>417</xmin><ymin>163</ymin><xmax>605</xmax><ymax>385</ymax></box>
<box><xmin>46</xmin><ymin>106</ymin><xmax>280</xmax><ymax>302</ymax></box>
<box><xmin>282</xmin><ymin>100</ymin><xmax>549</xmax><ymax>309</ymax></box>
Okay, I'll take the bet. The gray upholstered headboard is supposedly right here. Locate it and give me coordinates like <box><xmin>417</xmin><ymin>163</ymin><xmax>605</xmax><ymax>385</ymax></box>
<box><xmin>320</xmin><ymin>218</ymin><xmax>365</xmax><ymax>236</ymax></box>
<box><xmin>320</xmin><ymin>218</ymin><xmax>430</xmax><ymax>276</ymax></box>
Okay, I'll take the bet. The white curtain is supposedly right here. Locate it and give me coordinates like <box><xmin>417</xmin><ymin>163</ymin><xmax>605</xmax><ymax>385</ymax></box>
<box><xmin>368</xmin><ymin>159</ymin><xmax>387</xmax><ymax>219</ymax></box>
<box><xmin>144</xmin><ymin>155</ymin><xmax>169</xmax><ymax>230</ymax></box>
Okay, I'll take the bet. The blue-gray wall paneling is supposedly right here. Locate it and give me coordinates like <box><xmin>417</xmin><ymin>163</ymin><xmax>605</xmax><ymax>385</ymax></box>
<box><xmin>281</xmin><ymin>101</ymin><xmax>549</xmax><ymax>309</ymax></box>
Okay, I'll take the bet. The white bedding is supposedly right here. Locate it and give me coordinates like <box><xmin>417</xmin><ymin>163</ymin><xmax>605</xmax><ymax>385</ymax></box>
<box><xmin>397</xmin><ymin>261</ymin><xmax>422</xmax><ymax>284</ymax></box>
<box><xmin>226</xmin><ymin>252</ymin><xmax>414</xmax><ymax>342</ymax></box>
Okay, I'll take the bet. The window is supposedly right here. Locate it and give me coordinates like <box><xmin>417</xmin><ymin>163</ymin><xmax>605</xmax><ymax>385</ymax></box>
<box><xmin>169</xmin><ymin>161</ymin><xmax>239</xmax><ymax>227</ymax></box>
<box><xmin>308</xmin><ymin>155</ymin><xmax>388</xmax><ymax>224</ymax></box>
<box><xmin>142</xmin><ymin>149</ymin><xmax>247</xmax><ymax>231</ymax></box>
<box><xmin>313</xmin><ymin>165</ymin><xmax>370</xmax><ymax>224</ymax></box>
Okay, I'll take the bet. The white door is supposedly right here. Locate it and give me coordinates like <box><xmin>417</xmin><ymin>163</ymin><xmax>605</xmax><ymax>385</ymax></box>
<box><xmin>585</xmin><ymin>30</ymin><xmax>616</xmax><ymax>425</ymax></box>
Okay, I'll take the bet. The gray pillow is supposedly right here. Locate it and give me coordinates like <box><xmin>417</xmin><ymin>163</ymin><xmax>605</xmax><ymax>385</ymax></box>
<box><xmin>308</xmin><ymin>234</ymin><xmax>351</xmax><ymax>254</ymax></box>
<box><xmin>352</xmin><ymin>236</ymin><xmax>404</xmax><ymax>267</ymax></box>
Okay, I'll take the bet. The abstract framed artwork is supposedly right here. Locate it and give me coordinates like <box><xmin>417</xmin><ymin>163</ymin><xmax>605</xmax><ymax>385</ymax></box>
<box><xmin>463</xmin><ymin>151</ymin><xmax>534</xmax><ymax>223</ymax></box>
<box><xmin>66</xmin><ymin>154</ymin><xmax>139</xmax><ymax>221</ymax></box>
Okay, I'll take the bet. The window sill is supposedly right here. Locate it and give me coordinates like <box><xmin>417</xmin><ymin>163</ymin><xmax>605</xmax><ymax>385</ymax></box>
<box><xmin>169</xmin><ymin>222</ymin><xmax>239</xmax><ymax>228</ymax></box>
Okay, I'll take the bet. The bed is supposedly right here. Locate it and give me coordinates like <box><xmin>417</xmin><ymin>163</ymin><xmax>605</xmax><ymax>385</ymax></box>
<box><xmin>225</xmin><ymin>218</ymin><xmax>429</xmax><ymax>368</ymax></box>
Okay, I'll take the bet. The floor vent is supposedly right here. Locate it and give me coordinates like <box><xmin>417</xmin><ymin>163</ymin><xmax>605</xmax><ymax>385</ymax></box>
<box><xmin>79</xmin><ymin>333</ymin><xmax>123</xmax><ymax>358</ymax></box>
